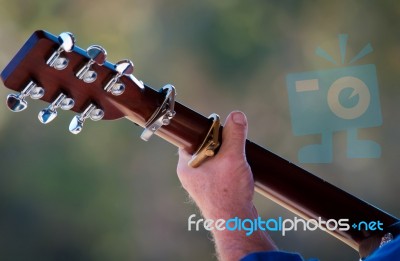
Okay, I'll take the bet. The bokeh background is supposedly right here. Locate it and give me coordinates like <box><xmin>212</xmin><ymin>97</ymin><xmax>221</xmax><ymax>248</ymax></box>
<box><xmin>1</xmin><ymin>1</ymin><xmax>400</xmax><ymax>260</ymax></box>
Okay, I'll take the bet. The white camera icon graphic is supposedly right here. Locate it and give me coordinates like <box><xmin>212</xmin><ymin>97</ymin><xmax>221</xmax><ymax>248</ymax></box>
<box><xmin>286</xmin><ymin>64</ymin><xmax>382</xmax><ymax>163</ymax></box>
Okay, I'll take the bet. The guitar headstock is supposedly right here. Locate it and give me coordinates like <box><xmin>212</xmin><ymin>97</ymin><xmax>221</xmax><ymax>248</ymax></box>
<box><xmin>1</xmin><ymin>30</ymin><xmax>149</xmax><ymax>134</ymax></box>
<box><xmin>1</xmin><ymin>30</ymin><xmax>212</xmax><ymax>155</ymax></box>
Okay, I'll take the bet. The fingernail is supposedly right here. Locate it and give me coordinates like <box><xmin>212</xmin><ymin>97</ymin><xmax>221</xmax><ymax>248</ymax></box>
<box><xmin>232</xmin><ymin>112</ymin><xmax>246</xmax><ymax>126</ymax></box>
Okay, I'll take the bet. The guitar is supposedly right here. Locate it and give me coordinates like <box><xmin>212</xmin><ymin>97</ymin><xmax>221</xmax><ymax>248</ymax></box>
<box><xmin>1</xmin><ymin>30</ymin><xmax>399</xmax><ymax>259</ymax></box>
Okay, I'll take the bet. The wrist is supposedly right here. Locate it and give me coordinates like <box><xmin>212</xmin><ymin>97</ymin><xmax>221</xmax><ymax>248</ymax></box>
<box><xmin>200</xmin><ymin>205</ymin><xmax>277</xmax><ymax>260</ymax></box>
<box><xmin>202</xmin><ymin>209</ymin><xmax>254</xmax><ymax>225</ymax></box>
<box><xmin>201</xmin><ymin>202</ymin><xmax>256</xmax><ymax>221</ymax></box>
<box><xmin>211</xmin><ymin>216</ymin><xmax>277</xmax><ymax>261</ymax></box>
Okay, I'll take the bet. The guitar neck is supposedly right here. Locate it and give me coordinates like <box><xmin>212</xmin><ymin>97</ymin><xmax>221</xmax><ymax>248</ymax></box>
<box><xmin>127</xmin><ymin>83</ymin><xmax>399</xmax><ymax>254</ymax></box>
<box><xmin>1</xmin><ymin>30</ymin><xmax>398</xmax><ymax>259</ymax></box>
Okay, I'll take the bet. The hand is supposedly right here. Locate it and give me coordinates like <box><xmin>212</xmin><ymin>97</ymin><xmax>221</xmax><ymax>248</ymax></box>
<box><xmin>177</xmin><ymin>111</ymin><xmax>277</xmax><ymax>261</ymax></box>
<box><xmin>177</xmin><ymin>111</ymin><xmax>254</xmax><ymax>220</ymax></box>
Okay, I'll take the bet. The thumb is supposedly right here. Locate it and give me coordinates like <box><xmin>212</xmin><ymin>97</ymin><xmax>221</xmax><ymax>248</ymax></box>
<box><xmin>218</xmin><ymin>111</ymin><xmax>248</xmax><ymax>156</ymax></box>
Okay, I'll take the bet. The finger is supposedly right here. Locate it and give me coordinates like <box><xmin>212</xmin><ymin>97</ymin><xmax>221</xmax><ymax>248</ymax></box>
<box><xmin>177</xmin><ymin>148</ymin><xmax>192</xmax><ymax>176</ymax></box>
<box><xmin>218</xmin><ymin>111</ymin><xmax>248</xmax><ymax>156</ymax></box>
<box><xmin>177</xmin><ymin>148</ymin><xmax>190</xmax><ymax>166</ymax></box>
<box><xmin>178</xmin><ymin>147</ymin><xmax>191</xmax><ymax>161</ymax></box>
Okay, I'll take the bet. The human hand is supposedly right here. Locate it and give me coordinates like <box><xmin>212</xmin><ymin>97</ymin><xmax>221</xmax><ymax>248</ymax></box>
<box><xmin>177</xmin><ymin>111</ymin><xmax>254</xmax><ymax>220</ymax></box>
<box><xmin>177</xmin><ymin>111</ymin><xmax>277</xmax><ymax>261</ymax></box>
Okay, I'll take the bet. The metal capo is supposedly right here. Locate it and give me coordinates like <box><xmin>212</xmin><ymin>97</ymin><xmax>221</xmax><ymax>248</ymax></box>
<box><xmin>141</xmin><ymin>84</ymin><xmax>176</xmax><ymax>141</ymax></box>
<box><xmin>188</xmin><ymin>113</ymin><xmax>221</xmax><ymax>168</ymax></box>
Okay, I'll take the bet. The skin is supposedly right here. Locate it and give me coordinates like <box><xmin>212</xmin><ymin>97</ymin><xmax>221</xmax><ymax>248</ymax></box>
<box><xmin>177</xmin><ymin>111</ymin><xmax>277</xmax><ymax>261</ymax></box>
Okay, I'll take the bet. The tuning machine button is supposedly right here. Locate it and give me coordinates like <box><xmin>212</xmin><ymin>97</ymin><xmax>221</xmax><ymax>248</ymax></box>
<box><xmin>76</xmin><ymin>45</ymin><xmax>107</xmax><ymax>83</ymax></box>
<box><xmin>46</xmin><ymin>32</ymin><xmax>75</xmax><ymax>70</ymax></box>
<box><xmin>38</xmin><ymin>93</ymin><xmax>75</xmax><ymax>124</ymax></box>
<box><xmin>69</xmin><ymin>103</ymin><xmax>104</xmax><ymax>134</ymax></box>
<box><xmin>6</xmin><ymin>81</ymin><xmax>44</xmax><ymax>112</ymax></box>
<box><xmin>104</xmin><ymin>59</ymin><xmax>134</xmax><ymax>96</ymax></box>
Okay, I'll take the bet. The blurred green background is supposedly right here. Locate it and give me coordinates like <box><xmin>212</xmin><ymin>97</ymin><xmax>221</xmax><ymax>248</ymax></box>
<box><xmin>0</xmin><ymin>1</ymin><xmax>399</xmax><ymax>260</ymax></box>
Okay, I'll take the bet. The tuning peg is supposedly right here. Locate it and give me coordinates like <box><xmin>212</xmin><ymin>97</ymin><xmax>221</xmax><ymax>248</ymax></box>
<box><xmin>6</xmin><ymin>81</ymin><xmax>44</xmax><ymax>112</ymax></box>
<box><xmin>69</xmin><ymin>103</ymin><xmax>104</xmax><ymax>134</ymax></box>
<box><xmin>103</xmin><ymin>59</ymin><xmax>134</xmax><ymax>96</ymax></box>
<box><xmin>38</xmin><ymin>93</ymin><xmax>75</xmax><ymax>124</ymax></box>
<box><xmin>75</xmin><ymin>45</ymin><xmax>107</xmax><ymax>83</ymax></box>
<box><xmin>46</xmin><ymin>32</ymin><xmax>76</xmax><ymax>70</ymax></box>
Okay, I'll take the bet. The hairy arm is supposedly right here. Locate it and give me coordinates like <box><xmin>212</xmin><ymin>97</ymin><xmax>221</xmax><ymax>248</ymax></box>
<box><xmin>177</xmin><ymin>111</ymin><xmax>277</xmax><ymax>261</ymax></box>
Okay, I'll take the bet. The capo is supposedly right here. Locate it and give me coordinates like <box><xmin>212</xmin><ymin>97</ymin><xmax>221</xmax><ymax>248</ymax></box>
<box><xmin>188</xmin><ymin>113</ymin><xmax>220</xmax><ymax>168</ymax></box>
<box><xmin>141</xmin><ymin>84</ymin><xmax>176</xmax><ymax>141</ymax></box>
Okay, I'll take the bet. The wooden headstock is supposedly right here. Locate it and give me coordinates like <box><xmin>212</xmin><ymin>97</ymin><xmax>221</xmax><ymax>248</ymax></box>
<box><xmin>1</xmin><ymin>30</ymin><xmax>151</xmax><ymax>122</ymax></box>
<box><xmin>1</xmin><ymin>30</ymin><xmax>210</xmax><ymax>150</ymax></box>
